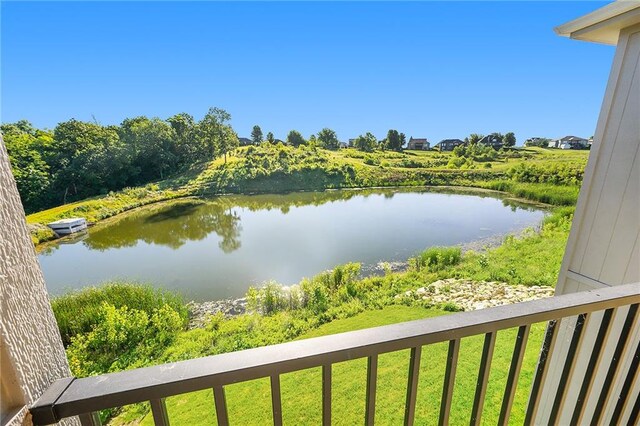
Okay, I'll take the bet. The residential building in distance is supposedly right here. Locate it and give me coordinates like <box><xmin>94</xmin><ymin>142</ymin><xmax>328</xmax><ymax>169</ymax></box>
<box><xmin>238</xmin><ymin>137</ymin><xmax>253</xmax><ymax>146</ymax></box>
<box><xmin>434</xmin><ymin>138</ymin><xmax>464</xmax><ymax>151</ymax></box>
<box><xmin>478</xmin><ymin>133</ymin><xmax>504</xmax><ymax>149</ymax></box>
<box><xmin>548</xmin><ymin>135</ymin><xmax>589</xmax><ymax>149</ymax></box>
<box><xmin>406</xmin><ymin>137</ymin><xmax>430</xmax><ymax>150</ymax></box>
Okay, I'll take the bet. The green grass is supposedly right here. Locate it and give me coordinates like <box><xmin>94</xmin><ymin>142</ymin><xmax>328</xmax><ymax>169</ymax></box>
<box><xmin>27</xmin><ymin>145</ymin><xmax>587</xmax><ymax>245</ymax></box>
<box><xmin>131</xmin><ymin>306</ymin><xmax>544</xmax><ymax>425</ymax></box>
<box><xmin>477</xmin><ymin>180</ymin><xmax>580</xmax><ymax>206</ymax></box>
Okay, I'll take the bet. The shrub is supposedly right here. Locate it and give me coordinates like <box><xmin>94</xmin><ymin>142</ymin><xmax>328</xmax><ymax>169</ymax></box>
<box><xmin>413</xmin><ymin>247</ymin><xmax>462</xmax><ymax>272</ymax></box>
<box><xmin>51</xmin><ymin>282</ymin><xmax>188</xmax><ymax>346</ymax></box>
<box><xmin>66</xmin><ymin>302</ymin><xmax>184</xmax><ymax>376</ymax></box>
<box><xmin>247</xmin><ymin>281</ymin><xmax>302</xmax><ymax>315</ymax></box>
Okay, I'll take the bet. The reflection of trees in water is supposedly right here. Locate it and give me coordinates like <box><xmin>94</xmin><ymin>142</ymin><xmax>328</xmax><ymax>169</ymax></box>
<box><xmin>71</xmin><ymin>188</ymin><xmax>542</xmax><ymax>253</ymax></box>
<box><xmin>85</xmin><ymin>201</ymin><xmax>242</xmax><ymax>252</ymax></box>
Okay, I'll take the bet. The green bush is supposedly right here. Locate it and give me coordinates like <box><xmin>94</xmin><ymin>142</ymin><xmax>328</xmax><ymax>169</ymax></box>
<box><xmin>67</xmin><ymin>302</ymin><xmax>184</xmax><ymax>376</ymax></box>
<box><xmin>507</xmin><ymin>162</ymin><xmax>584</xmax><ymax>185</ymax></box>
<box><xmin>413</xmin><ymin>247</ymin><xmax>462</xmax><ymax>272</ymax></box>
<box><xmin>51</xmin><ymin>282</ymin><xmax>188</xmax><ymax>346</ymax></box>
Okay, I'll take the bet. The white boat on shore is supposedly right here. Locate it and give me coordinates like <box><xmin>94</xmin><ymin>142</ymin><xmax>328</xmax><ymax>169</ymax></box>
<box><xmin>46</xmin><ymin>218</ymin><xmax>88</xmax><ymax>235</ymax></box>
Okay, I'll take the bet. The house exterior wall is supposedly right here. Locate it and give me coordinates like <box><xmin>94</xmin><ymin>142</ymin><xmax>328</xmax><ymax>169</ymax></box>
<box><xmin>0</xmin><ymin>136</ymin><xmax>78</xmax><ymax>426</ymax></box>
<box><xmin>536</xmin><ymin>22</ymin><xmax>640</xmax><ymax>425</ymax></box>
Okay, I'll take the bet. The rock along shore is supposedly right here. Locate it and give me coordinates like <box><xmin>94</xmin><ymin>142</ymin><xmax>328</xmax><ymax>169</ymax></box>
<box><xmin>187</xmin><ymin>298</ymin><xmax>247</xmax><ymax>329</ymax></box>
<box><xmin>395</xmin><ymin>278</ymin><xmax>554</xmax><ymax>311</ymax></box>
<box><xmin>187</xmin><ymin>279</ymin><xmax>554</xmax><ymax>329</ymax></box>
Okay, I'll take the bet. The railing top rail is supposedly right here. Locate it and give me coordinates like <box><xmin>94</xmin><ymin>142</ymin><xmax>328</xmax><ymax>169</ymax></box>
<box><xmin>31</xmin><ymin>282</ymin><xmax>640</xmax><ymax>424</ymax></box>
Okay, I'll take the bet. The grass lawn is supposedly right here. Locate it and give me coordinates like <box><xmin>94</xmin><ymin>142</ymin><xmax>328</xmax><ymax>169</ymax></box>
<box><xmin>134</xmin><ymin>306</ymin><xmax>545</xmax><ymax>425</ymax></box>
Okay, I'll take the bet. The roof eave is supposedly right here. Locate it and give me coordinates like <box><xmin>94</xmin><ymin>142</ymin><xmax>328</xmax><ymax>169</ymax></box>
<box><xmin>554</xmin><ymin>1</ymin><xmax>640</xmax><ymax>45</ymax></box>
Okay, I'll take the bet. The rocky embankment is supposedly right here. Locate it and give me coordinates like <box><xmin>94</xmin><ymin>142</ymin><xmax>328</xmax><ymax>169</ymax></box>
<box><xmin>187</xmin><ymin>298</ymin><xmax>247</xmax><ymax>329</ymax></box>
<box><xmin>187</xmin><ymin>279</ymin><xmax>554</xmax><ymax>329</ymax></box>
<box><xmin>395</xmin><ymin>278</ymin><xmax>554</xmax><ymax>311</ymax></box>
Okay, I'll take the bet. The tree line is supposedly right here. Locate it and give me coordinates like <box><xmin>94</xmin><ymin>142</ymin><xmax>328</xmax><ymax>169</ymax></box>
<box><xmin>1</xmin><ymin>107</ymin><xmax>239</xmax><ymax>213</ymax></box>
<box><xmin>2</xmin><ymin>106</ymin><xmax>516</xmax><ymax>214</ymax></box>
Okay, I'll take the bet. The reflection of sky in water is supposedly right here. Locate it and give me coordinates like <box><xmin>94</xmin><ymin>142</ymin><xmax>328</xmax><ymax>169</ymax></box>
<box><xmin>39</xmin><ymin>190</ymin><xmax>546</xmax><ymax>301</ymax></box>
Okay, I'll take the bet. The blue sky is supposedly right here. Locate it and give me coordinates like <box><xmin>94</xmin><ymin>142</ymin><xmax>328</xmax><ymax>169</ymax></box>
<box><xmin>2</xmin><ymin>1</ymin><xmax>613</xmax><ymax>143</ymax></box>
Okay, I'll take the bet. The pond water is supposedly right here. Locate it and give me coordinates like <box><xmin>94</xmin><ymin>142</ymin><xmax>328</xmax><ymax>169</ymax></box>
<box><xmin>39</xmin><ymin>188</ymin><xmax>546</xmax><ymax>301</ymax></box>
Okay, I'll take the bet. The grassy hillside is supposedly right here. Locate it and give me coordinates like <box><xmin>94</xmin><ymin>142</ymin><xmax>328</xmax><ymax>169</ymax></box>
<box><xmin>123</xmin><ymin>306</ymin><xmax>545</xmax><ymax>425</ymax></box>
<box><xmin>27</xmin><ymin>145</ymin><xmax>587</xmax><ymax>245</ymax></box>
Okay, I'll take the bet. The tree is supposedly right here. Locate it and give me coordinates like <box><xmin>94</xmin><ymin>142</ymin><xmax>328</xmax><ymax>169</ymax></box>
<box><xmin>524</xmin><ymin>137</ymin><xmax>551</xmax><ymax>147</ymax></box>
<box><xmin>52</xmin><ymin>119</ymin><xmax>124</xmax><ymax>202</ymax></box>
<box><xmin>3</xmin><ymin>131</ymin><xmax>51</xmax><ymax>211</ymax></box>
<box><xmin>219</xmin><ymin>126</ymin><xmax>239</xmax><ymax>164</ymax></box>
<box><xmin>119</xmin><ymin>117</ymin><xmax>177</xmax><ymax>181</ymax></box>
<box><xmin>354</xmin><ymin>132</ymin><xmax>377</xmax><ymax>152</ymax></box>
<box><xmin>385</xmin><ymin>129</ymin><xmax>403</xmax><ymax>152</ymax></box>
<box><xmin>251</xmin><ymin>125</ymin><xmax>263</xmax><ymax>144</ymax></box>
<box><xmin>317</xmin><ymin>128</ymin><xmax>339</xmax><ymax>150</ymax></box>
<box><xmin>197</xmin><ymin>107</ymin><xmax>238</xmax><ymax>164</ymax></box>
<box><xmin>503</xmin><ymin>132</ymin><xmax>516</xmax><ymax>147</ymax></box>
<box><xmin>286</xmin><ymin>130</ymin><xmax>306</xmax><ymax>147</ymax></box>
<box><xmin>266</xmin><ymin>132</ymin><xmax>275</xmax><ymax>144</ymax></box>
<box><xmin>167</xmin><ymin>113</ymin><xmax>198</xmax><ymax>163</ymax></box>
<box><xmin>468</xmin><ymin>133</ymin><xmax>484</xmax><ymax>144</ymax></box>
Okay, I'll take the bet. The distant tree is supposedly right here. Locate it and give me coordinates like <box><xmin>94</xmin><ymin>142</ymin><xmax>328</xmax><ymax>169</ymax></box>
<box><xmin>119</xmin><ymin>117</ymin><xmax>177</xmax><ymax>180</ymax></box>
<box><xmin>399</xmin><ymin>133</ymin><xmax>406</xmax><ymax>149</ymax></box>
<box><xmin>167</xmin><ymin>113</ymin><xmax>198</xmax><ymax>163</ymax></box>
<box><xmin>198</xmin><ymin>107</ymin><xmax>237</xmax><ymax>164</ymax></box>
<box><xmin>251</xmin><ymin>125</ymin><xmax>263</xmax><ymax>144</ymax></box>
<box><xmin>219</xmin><ymin>127</ymin><xmax>239</xmax><ymax>164</ymax></box>
<box><xmin>1</xmin><ymin>119</ymin><xmax>36</xmax><ymax>136</ymax></box>
<box><xmin>286</xmin><ymin>130</ymin><xmax>306</xmax><ymax>147</ymax></box>
<box><xmin>385</xmin><ymin>129</ymin><xmax>403</xmax><ymax>152</ymax></box>
<box><xmin>266</xmin><ymin>132</ymin><xmax>275</xmax><ymax>144</ymax></box>
<box><xmin>317</xmin><ymin>128</ymin><xmax>339</xmax><ymax>150</ymax></box>
<box><xmin>3</xmin><ymin>131</ymin><xmax>51</xmax><ymax>210</ymax></box>
<box><xmin>468</xmin><ymin>133</ymin><xmax>484</xmax><ymax>144</ymax></box>
<box><xmin>503</xmin><ymin>132</ymin><xmax>516</xmax><ymax>147</ymax></box>
<box><xmin>308</xmin><ymin>134</ymin><xmax>317</xmax><ymax>146</ymax></box>
<box><xmin>524</xmin><ymin>137</ymin><xmax>551</xmax><ymax>147</ymax></box>
<box><xmin>354</xmin><ymin>132</ymin><xmax>377</xmax><ymax>152</ymax></box>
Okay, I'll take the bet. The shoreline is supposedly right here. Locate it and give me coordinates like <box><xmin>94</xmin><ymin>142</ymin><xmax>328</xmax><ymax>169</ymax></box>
<box><xmin>185</xmin><ymin>223</ymin><xmax>549</xmax><ymax>329</ymax></box>
<box><xmin>186</xmin><ymin>278</ymin><xmax>555</xmax><ymax>329</ymax></box>
<box><xmin>34</xmin><ymin>183</ymin><xmax>551</xmax><ymax>252</ymax></box>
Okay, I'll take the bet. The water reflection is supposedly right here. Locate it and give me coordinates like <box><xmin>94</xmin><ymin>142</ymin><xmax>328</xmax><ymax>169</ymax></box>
<box><xmin>44</xmin><ymin>188</ymin><xmax>542</xmax><ymax>255</ymax></box>
<box><xmin>86</xmin><ymin>201</ymin><xmax>242</xmax><ymax>252</ymax></box>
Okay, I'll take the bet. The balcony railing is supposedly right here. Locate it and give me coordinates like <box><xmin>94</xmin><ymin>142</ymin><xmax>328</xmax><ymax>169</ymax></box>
<box><xmin>30</xmin><ymin>282</ymin><xmax>639</xmax><ymax>426</ymax></box>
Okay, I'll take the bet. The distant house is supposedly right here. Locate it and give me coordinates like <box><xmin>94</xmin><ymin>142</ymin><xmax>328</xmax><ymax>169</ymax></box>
<box><xmin>478</xmin><ymin>134</ymin><xmax>503</xmax><ymax>149</ymax></box>
<box><xmin>348</xmin><ymin>139</ymin><xmax>357</xmax><ymax>147</ymax></box>
<box><xmin>434</xmin><ymin>139</ymin><xmax>465</xmax><ymax>151</ymax></box>
<box><xmin>238</xmin><ymin>137</ymin><xmax>253</xmax><ymax>146</ymax></box>
<box><xmin>407</xmin><ymin>137</ymin><xmax>430</xmax><ymax>150</ymax></box>
<box><xmin>338</xmin><ymin>141</ymin><xmax>349</xmax><ymax>149</ymax></box>
<box><xmin>549</xmin><ymin>135</ymin><xmax>589</xmax><ymax>149</ymax></box>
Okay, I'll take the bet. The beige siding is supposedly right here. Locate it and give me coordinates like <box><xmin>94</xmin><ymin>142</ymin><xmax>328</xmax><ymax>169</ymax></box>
<box><xmin>535</xmin><ymin>23</ymin><xmax>640</xmax><ymax>424</ymax></box>
<box><xmin>559</xmin><ymin>26</ymin><xmax>640</xmax><ymax>293</ymax></box>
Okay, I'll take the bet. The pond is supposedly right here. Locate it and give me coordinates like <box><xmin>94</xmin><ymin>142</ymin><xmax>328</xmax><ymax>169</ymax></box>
<box><xmin>39</xmin><ymin>188</ymin><xmax>546</xmax><ymax>301</ymax></box>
